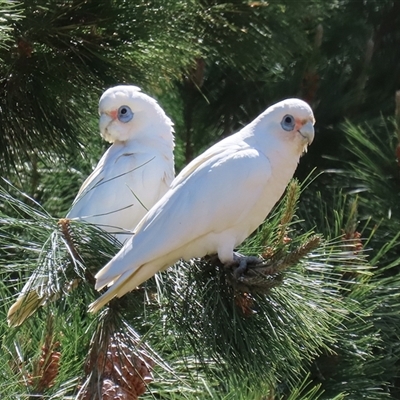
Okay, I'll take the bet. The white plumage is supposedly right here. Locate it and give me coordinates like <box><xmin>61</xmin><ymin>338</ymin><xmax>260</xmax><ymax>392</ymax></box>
<box><xmin>67</xmin><ymin>85</ymin><xmax>175</xmax><ymax>243</ymax></box>
<box><xmin>88</xmin><ymin>98</ymin><xmax>315</xmax><ymax>313</ymax></box>
<box><xmin>8</xmin><ymin>85</ymin><xmax>175</xmax><ymax>326</ymax></box>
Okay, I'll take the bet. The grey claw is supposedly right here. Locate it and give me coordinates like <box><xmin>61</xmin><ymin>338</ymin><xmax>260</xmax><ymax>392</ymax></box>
<box><xmin>231</xmin><ymin>252</ymin><xmax>263</xmax><ymax>278</ymax></box>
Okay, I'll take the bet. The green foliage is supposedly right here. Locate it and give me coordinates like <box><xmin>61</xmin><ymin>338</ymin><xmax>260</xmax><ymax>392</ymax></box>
<box><xmin>324</xmin><ymin>118</ymin><xmax>400</xmax><ymax>270</ymax></box>
<box><xmin>0</xmin><ymin>0</ymin><xmax>199</xmax><ymax>172</ymax></box>
<box><xmin>0</xmin><ymin>177</ymin><xmax>376</xmax><ymax>399</ymax></box>
<box><xmin>297</xmin><ymin>116</ymin><xmax>400</xmax><ymax>398</ymax></box>
<box><xmin>0</xmin><ymin>0</ymin><xmax>21</xmax><ymax>53</ymax></box>
<box><xmin>1</xmin><ymin>0</ymin><xmax>400</xmax><ymax>398</ymax></box>
<box><xmin>299</xmin><ymin>193</ymin><xmax>389</xmax><ymax>399</ymax></box>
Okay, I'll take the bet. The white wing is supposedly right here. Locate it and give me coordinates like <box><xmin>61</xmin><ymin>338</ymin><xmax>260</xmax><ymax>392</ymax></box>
<box><xmin>67</xmin><ymin>142</ymin><xmax>173</xmax><ymax>240</ymax></box>
<box><xmin>8</xmin><ymin>85</ymin><xmax>177</xmax><ymax>325</ymax></box>
<box><xmin>89</xmin><ymin>97</ymin><xmax>316</xmax><ymax>312</ymax></box>
<box><xmin>8</xmin><ymin>145</ymin><xmax>174</xmax><ymax>325</ymax></box>
<box><xmin>94</xmin><ymin>135</ymin><xmax>272</xmax><ymax>294</ymax></box>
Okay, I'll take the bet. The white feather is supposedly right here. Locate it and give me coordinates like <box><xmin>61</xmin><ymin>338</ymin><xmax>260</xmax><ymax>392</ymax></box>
<box><xmin>89</xmin><ymin>98</ymin><xmax>315</xmax><ymax>313</ymax></box>
<box><xmin>8</xmin><ymin>85</ymin><xmax>175</xmax><ymax>326</ymax></box>
<box><xmin>67</xmin><ymin>85</ymin><xmax>175</xmax><ymax>242</ymax></box>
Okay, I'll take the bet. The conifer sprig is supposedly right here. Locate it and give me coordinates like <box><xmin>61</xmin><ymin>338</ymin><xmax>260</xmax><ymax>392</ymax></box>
<box><xmin>0</xmin><ymin>176</ymin><xmax>374</xmax><ymax>398</ymax></box>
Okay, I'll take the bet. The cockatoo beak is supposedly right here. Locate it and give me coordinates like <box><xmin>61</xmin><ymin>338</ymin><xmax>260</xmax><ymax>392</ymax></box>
<box><xmin>298</xmin><ymin>121</ymin><xmax>314</xmax><ymax>145</ymax></box>
<box><xmin>99</xmin><ymin>113</ymin><xmax>114</xmax><ymax>134</ymax></box>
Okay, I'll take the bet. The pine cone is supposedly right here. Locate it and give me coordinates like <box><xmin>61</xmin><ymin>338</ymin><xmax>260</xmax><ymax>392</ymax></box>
<box><xmin>80</xmin><ymin>378</ymin><xmax>138</xmax><ymax>400</ymax></box>
<box><xmin>36</xmin><ymin>346</ymin><xmax>61</xmax><ymax>391</ymax></box>
<box><xmin>110</xmin><ymin>338</ymin><xmax>154</xmax><ymax>396</ymax></box>
<box><xmin>82</xmin><ymin>330</ymin><xmax>155</xmax><ymax>399</ymax></box>
<box><xmin>235</xmin><ymin>292</ymin><xmax>256</xmax><ymax>317</ymax></box>
<box><xmin>342</xmin><ymin>230</ymin><xmax>363</xmax><ymax>254</ymax></box>
<box><xmin>29</xmin><ymin>341</ymin><xmax>61</xmax><ymax>392</ymax></box>
<box><xmin>102</xmin><ymin>379</ymin><xmax>137</xmax><ymax>400</ymax></box>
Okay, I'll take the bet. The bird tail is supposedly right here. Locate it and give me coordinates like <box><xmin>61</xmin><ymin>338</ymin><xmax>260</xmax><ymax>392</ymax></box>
<box><xmin>89</xmin><ymin>258</ymin><xmax>168</xmax><ymax>313</ymax></box>
<box><xmin>94</xmin><ymin>245</ymin><xmax>136</xmax><ymax>291</ymax></box>
<box><xmin>7</xmin><ymin>291</ymin><xmax>46</xmax><ymax>327</ymax></box>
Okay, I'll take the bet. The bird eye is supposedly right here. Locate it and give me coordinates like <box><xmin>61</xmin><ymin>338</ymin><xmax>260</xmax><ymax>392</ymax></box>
<box><xmin>281</xmin><ymin>114</ymin><xmax>295</xmax><ymax>131</ymax></box>
<box><xmin>118</xmin><ymin>105</ymin><xmax>133</xmax><ymax>123</ymax></box>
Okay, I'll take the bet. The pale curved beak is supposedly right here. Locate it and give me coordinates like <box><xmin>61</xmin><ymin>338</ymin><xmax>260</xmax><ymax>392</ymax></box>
<box><xmin>99</xmin><ymin>113</ymin><xmax>113</xmax><ymax>133</ymax></box>
<box><xmin>298</xmin><ymin>121</ymin><xmax>315</xmax><ymax>145</ymax></box>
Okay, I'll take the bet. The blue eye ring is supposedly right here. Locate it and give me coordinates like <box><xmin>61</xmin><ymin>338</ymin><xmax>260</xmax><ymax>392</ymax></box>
<box><xmin>118</xmin><ymin>105</ymin><xmax>134</xmax><ymax>123</ymax></box>
<box><xmin>281</xmin><ymin>114</ymin><xmax>295</xmax><ymax>131</ymax></box>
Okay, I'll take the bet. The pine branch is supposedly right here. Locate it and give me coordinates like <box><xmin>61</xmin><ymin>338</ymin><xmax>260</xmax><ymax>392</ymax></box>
<box><xmin>224</xmin><ymin>235</ymin><xmax>321</xmax><ymax>294</ymax></box>
<box><xmin>1</xmin><ymin>161</ymin><xmax>393</xmax><ymax>398</ymax></box>
<box><xmin>395</xmin><ymin>91</ymin><xmax>400</xmax><ymax>168</ymax></box>
<box><xmin>78</xmin><ymin>311</ymin><xmax>156</xmax><ymax>400</ymax></box>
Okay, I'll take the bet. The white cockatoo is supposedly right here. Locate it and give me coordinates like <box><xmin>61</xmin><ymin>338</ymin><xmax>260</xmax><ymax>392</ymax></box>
<box><xmin>66</xmin><ymin>85</ymin><xmax>175</xmax><ymax>243</ymax></box>
<box><xmin>88</xmin><ymin>98</ymin><xmax>315</xmax><ymax>313</ymax></box>
<box><xmin>7</xmin><ymin>85</ymin><xmax>175</xmax><ymax>326</ymax></box>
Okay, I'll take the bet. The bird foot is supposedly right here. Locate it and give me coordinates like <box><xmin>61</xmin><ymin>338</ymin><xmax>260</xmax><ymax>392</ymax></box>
<box><xmin>225</xmin><ymin>252</ymin><xmax>264</xmax><ymax>279</ymax></box>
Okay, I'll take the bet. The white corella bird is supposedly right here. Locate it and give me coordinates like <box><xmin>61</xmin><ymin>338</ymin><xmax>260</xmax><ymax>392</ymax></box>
<box><xmin>88</xmin><ymin>98</ymin><xmax>315</xmax><ymax>313</ymax></box>
<box><xmin>8</xmin><ymin>85</ymin><xmax>175</xmax><ymax>326</ymax></box>
<box><xmin>67</xmin><ymin>85</ymin><xmax>175</xmax><ymax>243</ymax></box>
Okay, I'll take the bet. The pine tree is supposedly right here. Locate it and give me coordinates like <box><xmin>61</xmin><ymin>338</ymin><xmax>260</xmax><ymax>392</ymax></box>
<box><xmin>1</xmin><ymin>0</ymin><xmax>400</xmax><ymax>399</ymax></box>
<box><xmin>1</xmin><ymin>176</ymin><xmax>374</xmax><ymax>399</ymax></box>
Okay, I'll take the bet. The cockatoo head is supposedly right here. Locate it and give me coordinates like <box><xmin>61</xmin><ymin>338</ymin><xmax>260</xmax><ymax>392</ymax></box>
<box><xmin>98</xmin><ymin>85</ymin><xmax>173</xmax><ymax>143</ymax></box>
<box><xmin>256</xmin><ymin>98</ymin><xmax>315</xmax><ymax>155</ymax></box>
